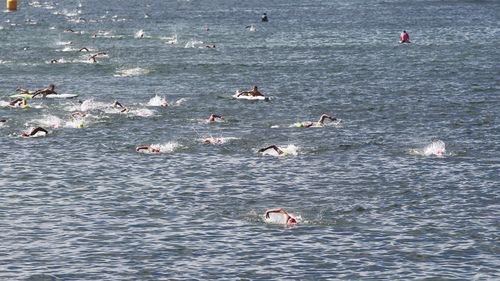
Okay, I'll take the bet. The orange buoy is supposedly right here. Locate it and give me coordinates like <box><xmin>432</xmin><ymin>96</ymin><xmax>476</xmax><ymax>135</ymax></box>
<box><xmin>6</xmin><ymin>0</ymin><xmax>17</xmax><ymax>11</ymax></box>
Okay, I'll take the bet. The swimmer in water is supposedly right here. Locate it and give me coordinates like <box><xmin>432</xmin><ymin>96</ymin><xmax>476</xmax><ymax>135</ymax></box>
<box><xmin>399</xmin><ymin>30</ymin><xmax>410</xmax><ymax>43</ymax></box>
<box><xmin>88</xmin><ymin>52</ymin><xmax>107</xmax><ymax>63</ymax></box>
<box><xmin>78</xmin><ymin>47</ymin><xmax>90</xmax><ymax>52</ymax></box>
<box><xmin>207</xmin><ymin>114</ymin><xmax>224</xmax><ymax>122</ymax></box>
<box><xmin>21</xmin><ymin>127</ymin><xmax>48</xmax><ymax>137</ymax></box>
<box><xmin>136</xmin><ymin>146</ymin><xmax>160</xmax><ymax>153</ymax></box>
<box><xmin>31</xmin><ymin>84</ymin><xmax>58</xmax><ymax>98</ymax></box>
<box><xmin>261</xmin><ymin>13</ymin><xmax>268</xmax><ymax>22</ymax></box>
<box><xmin>295</xmin><ymin>114</ymin><xmax>337</xmax><ymax>128</ymax></box>
<box><xmin>71</xmin><ymin>111</ymin><xmax>87</xmax><ymax>119</ymax></box>
<box><xmin>112</xmin><ymin>101</ymin><xmax>129</xmax><ymax>113</ymax></box>
<box><xmin>203</xmin><ymin>137</ymin><xmax>223</xmax><ymax>145</ymax></box>
<box><xmin>258</xmin><ymin>145</ymin><xmax>286</xmax><ymax>155</ymax></box>
<box><xmin>265</xmin><ymin>208</ymin><xmax>296</xmax><ymax>224</ymax></box>
<box><xmin>9</xmin><ymin>98</ymin><xmax>28</xmax><ymax>108</ymax></box>
<box><xmin>15</xmin><ymin>87</ymin><xmax>31</xmax><ymax>94</ymax></box>
<box><xmin>237</xmin><ymin>85</ymin><xmax>264</xmax><ymax>97</ymax></box>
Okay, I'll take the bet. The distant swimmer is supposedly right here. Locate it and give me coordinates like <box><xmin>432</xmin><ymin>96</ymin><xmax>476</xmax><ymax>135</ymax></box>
<box><xmin>205</xmin><ymin>44</ymin><xmax>216</xmax><ymax>48</ymax></box>
<box><xmin>399</xmin><ymin>30</ymin><xmax>410</xmax><ymax>43</ymax></box>
<box><xmin>265</xmin><ymin>208</ymin><xmax>297</xmax><ymax>224</ymax></box>
<box><xmin>31</xmin><ymin>84</ymin><xmax>58</xmax><ymax>98</ymax></box>
<box><xmin>136</xmin><ymin>146</ymin><xmax>160</xmax><ymax>153</ymax></box>
<box><xmin>203</xmin><ymin>137</ymin><xmax>223</xmax><ymax>145</ymax></box>
<box><xmin>89</xmin><ymin>52</ymin><xmax>107</xmax><ymax>63</ymax></box>
<box><xmin>258</xmin><ymin>145</ymin><xmax>287</xmax><ymax>156</ymax></box>
<box><xmin>21</xmin><ymin>127</ymin><xmax>48</xmax><ymax>138</ymax></box>
<box><xmin>9</xmin><ymin>98</ymin><xmax>28</xmax><ymax>108</ymax></box>
<box><xmin>112</xmin><ymin>100</ymin><xmax>129</xmax><ymax>113</ymax></box>
<box><xmin>207</xmin><ymin>114</ymin><xmax>224</xmax><ymax>122</ymax></box>
<box><xmin>295</xmin><ymin>114</ymin><xmax>337</xmax><ymax>128</ymax></box>
<box><xmin>237</xmin><ymin>85</ymin><xmax>264</xmax><ymax>97</ymax></box>
<box><xmin>261</xmin><ymin>13</ymin><xmax>268</xmax><ymax>22</ymax></box>
<box><xmin>50</xmin><ymin>59</ymin><xmax>59</xmax><ymax>64</ymax></box>
<box><xmin>71</xmin><ymin>111</ymin><xmax>87</xmax><ymax>119</ymax></box>
<box><xmin>78</xmin><ymin>47</ymin><xmax>90</xmax><ymax>52</ymax></box>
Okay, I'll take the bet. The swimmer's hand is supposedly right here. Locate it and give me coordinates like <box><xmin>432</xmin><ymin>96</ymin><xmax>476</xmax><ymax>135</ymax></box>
<box><xmin>265</xmin><ymin>211</ymin><xmax>270</xmax><ymax>219</ymax></box>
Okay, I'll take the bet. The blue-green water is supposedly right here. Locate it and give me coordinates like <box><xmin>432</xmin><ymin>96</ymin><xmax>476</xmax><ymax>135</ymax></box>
<box><xmin>1</xmin><ymin>0</ymin><xmax>499</xmax><ymax>280</ymax></box>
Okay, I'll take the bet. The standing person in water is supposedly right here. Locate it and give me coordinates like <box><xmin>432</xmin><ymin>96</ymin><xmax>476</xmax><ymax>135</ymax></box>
<box><xmin>399</xmin><ymin>30</ymin><xmax>410</xmax><ymax>43</ymax></box>
<box><xmin>31</xmin><ymin>84</ymin><xmax>58</xmax><ymax>98</ymax></box>
<box><xmin>265</xmin><ymin>208</ymin><xmax>297</xmax><ymax>224</ymax></box>
<box><xmin>237</xmin><ymin>85</ymin><xmax>264</xmax><ymax>97</ymax></box>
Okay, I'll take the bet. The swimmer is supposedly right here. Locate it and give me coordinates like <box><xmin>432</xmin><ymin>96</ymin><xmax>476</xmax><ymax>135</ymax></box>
<box><xmin>9</xmin><ymin>98</ymin><xmax>28</xmax><ymax>108</ymax></box>
<box><xmin>50</xmin><ymin>59</ymin><xmax>59</xmax><ymax>64</ymax></box>
<box><xmin>21</xmin><ymin>127</ymin><xmax>48</xmax><ymax>137</ymax></box>
<box><xmin>261</xmin><ymin>13</ymin><xmax>268</xmax><ymax>22</ymax></box>
<box><xmin>88</xmin><ymin>52</ymin><xmax>107</xmax><ymax>63</ymax></box>
<box><xmin>78</xmin><ymin>47</ymin><xmax>90</xmax><ymax>52</ymax></box>
<box><xmin>31</xmin><ymin>84</ymin><xmax>58</xmax><ymax>98</ymax></box>
<box><xmin>237</xmin><ymin>85</ymin><xmax>264</xmax><ymax>97</ymax></box>
<box><xmin>203</xmin><ymin>137</ymin><xmax>223</xmax><ymax>145</ymax></box>
<box><xmin>136</xmin><ymin>146</ymin><xmax>160</xmax><ymax>153</ymax></box>
<box><xmin>71</xmin><ymin>111</ymin><xmax>87</xmax><ymax>119</ymax></box>
<box><xmin>205</xmin><ymin>44</ymin><xmax>216</xmax><ymax>48</ymax></box>
<box><xmin>295</xmin><ymin>114</ymin><xmax>337</xmax><ymax>128</ymax></box>
<box><xmin>258</xmin><ymin>145</ymin><xmax>285</xmax><ymax>155</ymax></box>
<box><xmin>0</xmin><ymin>119</ymin><xmax>6</xmax><ymax>123</ymax></box>
<box><xmin>265</xmin><ymin>208</ymin><xmax>296</xmax><ymax>224</ymax></box>
<box><xmin>15</xmin><ymin>87</ymin><xmax>31</xmax><ymax>94</ymax></box>
<box><xmin>399</xmin><ymin>30</ymin><xmax>410</xmax><ymax>43</ymax></box>
<box><xmin>207</xmin><ymin>114</ymin><xmax>224</xmax><ymax>122</ymax></box>
<box><xmin>112</xmin><ymin>100</ymin><xmax>129</xmax><ymax>113</ymax></box>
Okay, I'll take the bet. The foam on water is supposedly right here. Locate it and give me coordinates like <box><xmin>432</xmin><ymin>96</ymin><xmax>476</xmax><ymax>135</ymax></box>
<box><xmin>114</xmin><ymin>67</ymin><xmax>151</xmax><ymax>77</ymax></box>
<box><xmin>147</xmin><ymin>95</ymin><xmax>168</xmax><ymax>107</ymax></box>
<box><xmin>134</xmin><ymin>29</ymin><xmax>145</xmax><ymax>38</ymax></box>
<box><xmin>129</xmin><ymin>108</ymin><xmax>156</xmax><ymax>117</ymax></box>
<box><xmin>29</xmin><ymin>115</ymin><xmax>62</xmax><ymax>129</ymax></box>
<box><xmin>137</xmin><ymin>141</ymin><xmax>181</xmax><ymax>154</ymax></box>
<box><xmin>409</xmin><ymin>139</ymin><xmax>446</xmax><ymax>156</ymax></box>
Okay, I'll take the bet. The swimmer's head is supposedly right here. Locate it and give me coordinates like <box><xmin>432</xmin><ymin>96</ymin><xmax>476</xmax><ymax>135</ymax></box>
<box><xmin>287</xmin><ymin>217</ymin><xmax>296</xmax><ymax>224</ymax></box>
<box><xmin>253</xmin><ymin>85</ymin><xmax>258</xmax><ymax>91</ymax></box>
<box><xmin>48</xmin><ymin>84</ymin><xmax>55</xmax><ymax>90</ymax></box>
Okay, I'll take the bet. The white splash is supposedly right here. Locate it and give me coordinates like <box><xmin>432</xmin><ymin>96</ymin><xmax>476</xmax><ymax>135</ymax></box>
<box><xmin>137</xmin><ymin>142</ymin><xmax>180</xmax><ymax>154</ymax></box>
<box><xmin>184</xmin><ymin>39</ymin><xmax>203</xmax><ymax>48</ymax></box>
<box><xmin>147</xmin><ymin>95</ymin><xmax>168</xmax><ymax>107</ymax></box>
<box><xmin>134</xmin><ymin>29</ymin><xmax>145</xmax><ymax>38</ymax></box>
<box><xmin>114</xmin><ymin>67</ymin><xmax>150</xmax><ymax>77</ymax></box>
<box><xmin>130</xmin><ymin>108</ymin><xmax>155</xmax><ymax>117</ymax></box>
<box><xmin>161</xmin><ymin>34</ymin><xmax>178</xmax><ymax>44</ymax></box>
<box><xmin>32</xmin><ymin>115</ymin><xmax>62</xmax><ymax>128</ymax></box>
<box><xmin>410</xmin><ymin>139</ymin><xmax>446</xmax><ymax>156</ymax></box>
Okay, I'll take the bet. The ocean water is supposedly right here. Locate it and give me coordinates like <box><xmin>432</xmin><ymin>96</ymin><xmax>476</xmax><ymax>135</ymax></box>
<box><xmin>0</xmin><ymin>0</ymin><xmax>499</xmax><ymax>280</ymax></box>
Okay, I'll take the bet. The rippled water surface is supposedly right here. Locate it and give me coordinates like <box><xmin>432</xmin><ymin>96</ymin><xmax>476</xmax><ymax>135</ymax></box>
<box><xmin>1</xmin><ymin>0</ymin><xmax>499</xmax><ymax>280</ymax></box>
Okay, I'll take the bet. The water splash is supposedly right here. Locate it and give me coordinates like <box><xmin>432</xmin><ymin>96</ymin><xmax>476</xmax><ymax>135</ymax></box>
<box><xmin>147</xmin><ymin>95</ymin><xmax>168</xmax><ymax>107</ymax></box>
<box><xmin>410</xmin><ymin>139</ymin><xmax>446</xmax><ymax>156</ymax></box>
<box><xmin>114</xmin><ymin>67</ymin><xmax>150</xmax><ymax>77</ymax></box>
<box><xmin>134</xmin><ymin>29</ymin><xmax>145</xmax><ymax>39</ymax></box>
<box><xmin>137</xmin><ymin>142</ymin><xmax>180</xmax><ymax>154</ymax></box>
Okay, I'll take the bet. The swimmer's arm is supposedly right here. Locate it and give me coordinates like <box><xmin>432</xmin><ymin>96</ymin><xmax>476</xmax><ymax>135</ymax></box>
<box><xmin>265</xmin><ymin>208</ymin><xmax>285</xmax><ymax>218</ymax></box>
<box><xmin>16</xmin><ymin>88</ymin><xmax>31</xmax><ymax>94</ymax></box>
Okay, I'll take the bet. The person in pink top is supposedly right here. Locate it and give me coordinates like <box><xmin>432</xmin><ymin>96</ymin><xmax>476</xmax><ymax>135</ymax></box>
<box><xmin>400</xmin><ymin>30</ymin><xmax>410</xmax><ymax>43</ymax></box>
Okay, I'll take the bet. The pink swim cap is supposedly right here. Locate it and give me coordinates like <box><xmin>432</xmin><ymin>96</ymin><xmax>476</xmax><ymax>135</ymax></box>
<box><xmin>288</xmin><ymin>217</ymin><xmax>297</xmax><ymax>224</ymax></box>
